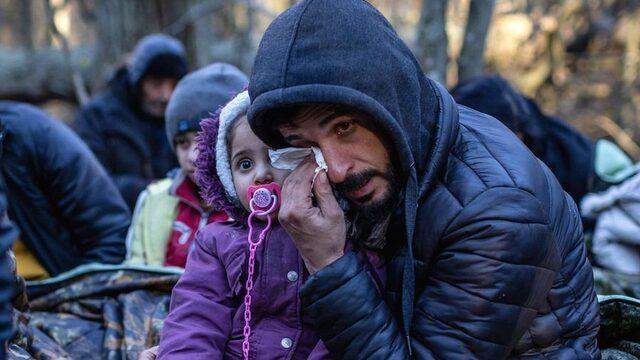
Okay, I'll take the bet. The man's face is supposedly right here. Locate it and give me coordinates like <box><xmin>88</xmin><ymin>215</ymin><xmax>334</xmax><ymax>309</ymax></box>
<box><xmin>277</xmin><ymin>105</ymin><xmax>399</xmax><ymax>214</ymax></box>
<box><xmin>174</xmin><ymin>131</ymin><xmax>198</xmax><ymax>183</ymax></box>
<box><xmin>140</xmin><ymin>76</ymin><xmax>177</xmax><ymax>118</ymax></box>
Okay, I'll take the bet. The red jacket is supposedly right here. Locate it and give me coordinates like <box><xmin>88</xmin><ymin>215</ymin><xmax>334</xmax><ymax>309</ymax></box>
<box><xmin>164</xmin><ymin>173</ymin><xmax>228</xmax><ymax>267</ymax></box>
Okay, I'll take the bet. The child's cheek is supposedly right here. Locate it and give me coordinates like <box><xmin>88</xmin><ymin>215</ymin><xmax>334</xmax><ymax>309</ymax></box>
<box><xmin>233</xmin><ymin>174</ymin><xmax>252</xmax><ymax>212</ymax></box>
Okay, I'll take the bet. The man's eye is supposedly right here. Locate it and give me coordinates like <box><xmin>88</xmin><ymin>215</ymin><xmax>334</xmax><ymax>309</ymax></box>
<box><xmin>239</xmin><ymin>159</ymin><xmax>253</xmax><ymax>170</ymax></box>
<box><xmin>336</xmin><ymin>121</ymin><xmax>354</xmax><ymax>136</ymax></box>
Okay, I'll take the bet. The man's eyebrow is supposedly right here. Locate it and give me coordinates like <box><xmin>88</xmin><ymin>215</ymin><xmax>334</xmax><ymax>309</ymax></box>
<box><xmin>284</xmin><ymin>134</ymin><xmax>303</xmax><ymax>143</ymax></box>
<box><xmin>318</xmin><ymin>112</ymin><xmax>344</xmax><ymax>128</ymax></box>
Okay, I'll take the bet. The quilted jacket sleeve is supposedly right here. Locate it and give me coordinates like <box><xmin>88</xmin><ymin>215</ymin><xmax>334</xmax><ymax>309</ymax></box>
<box><xmin>301</xmin><ymin>187</ymin><xmax>561</xmax><ymax>359</ymax></box>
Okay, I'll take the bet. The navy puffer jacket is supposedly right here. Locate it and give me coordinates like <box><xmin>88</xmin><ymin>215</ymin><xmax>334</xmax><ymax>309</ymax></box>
<box><xmin>73</xmin><ymin>35</ymin><xmax>186</xmax><ymax>210</ymax></box>
<box><xmin>0</xmin><ymin>101</ymin><xmax>130</xmax><ymax>276</ymax></box>
<box><xmin>248</xmin><ymin>0</ymin><xmax>600</xmax><ymax>359</ymax></box>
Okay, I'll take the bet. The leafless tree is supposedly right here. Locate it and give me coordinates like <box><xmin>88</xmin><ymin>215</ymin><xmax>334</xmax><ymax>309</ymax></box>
<box><xmin>415</xmin><ymin>0</ymin><xmax>495</xmax><ymax>85</ymax></box>
<box><xmin>458</xmin><ymin>0</ymin><xmax>495</xmax><ymax>81</ymax></box>
<box><xmin>415</xmin><ymin>0</ymin><xmax>448</xmax><ymax>85</ymax></box>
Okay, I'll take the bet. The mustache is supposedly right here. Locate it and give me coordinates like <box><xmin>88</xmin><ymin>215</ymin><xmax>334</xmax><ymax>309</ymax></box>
<box><xmin>334</xmin><ymin>169</ymin><xmax>381</xmax><ymax>194</ymax></box>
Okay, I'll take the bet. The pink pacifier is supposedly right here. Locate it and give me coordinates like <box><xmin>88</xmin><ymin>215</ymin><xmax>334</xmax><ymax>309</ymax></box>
<box><xmin>242</xmin><ymin>182</ymin><xmax>281</xmax><ymax>359</ymax></box>
<box><xmin>247</xmin><ymin>183</ymin><xmax>281</xmax><ymax>215</ymax></box>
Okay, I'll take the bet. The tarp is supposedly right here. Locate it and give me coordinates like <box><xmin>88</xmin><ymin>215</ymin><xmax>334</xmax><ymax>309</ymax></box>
<box><xmin>6</xmin><ymin>264</ymin><xmax>640</xmax><ymax>359</ymax></box>
<box><xmin>8</xmin><ymin>264</ymin><xmax>181</xmax><ymax>360</ymax></box>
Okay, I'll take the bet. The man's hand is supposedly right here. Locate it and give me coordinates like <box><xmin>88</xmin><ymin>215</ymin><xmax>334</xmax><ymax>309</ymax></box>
<box><xmin>279</xmin><ymin>157</ymin><xmax>346</xmax><ymax>274</ymax></box>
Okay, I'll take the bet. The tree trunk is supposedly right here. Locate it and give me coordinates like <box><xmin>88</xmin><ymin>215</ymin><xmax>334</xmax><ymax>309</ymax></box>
<box><xmin>92</xmin><ymin>0</ymin><xmax>190</xmax><ymax>90</ymax></box>
<box><xmin>415</xmin><ymin>0</ymin><xmax>448</xmax><ymax>85</ymax></box>
<box><xmin>458</xmin><ymin>0</ymin><xmax>495</xmax><ymax>82</ymax></box>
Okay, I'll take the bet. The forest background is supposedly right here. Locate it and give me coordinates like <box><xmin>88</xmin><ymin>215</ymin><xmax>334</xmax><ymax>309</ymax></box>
<box><xmin>1</xmin><ymin>0</ymin><xmax>639</xmax><ymax>158</ymax></box>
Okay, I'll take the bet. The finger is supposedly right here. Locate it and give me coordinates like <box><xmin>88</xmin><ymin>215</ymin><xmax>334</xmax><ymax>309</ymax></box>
<box><xmin>313</xmin><ymin>171</ymin><xmax>342</xmax><ymax>216</ymax></box>
<box><xmin>282</xmin><ymin>156</ymin><xmax>316</xmax><ymax>204</ymax></box>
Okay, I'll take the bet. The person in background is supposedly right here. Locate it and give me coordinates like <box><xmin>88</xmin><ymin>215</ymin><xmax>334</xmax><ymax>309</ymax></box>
<box><xmin>74</xmin><ymin>34</ymin><xmax>188</xmax><ymax>210</ymax></box>
<box><xmin>125</xmin><ymin>63</ymin><xmax>248</xmax><ymax>268</ymax></box>
<box><xmin>0</xmin><ymin>189</ymin><xmax>17</xmax><ymax>359</ymax></box>
<box><xmin>451</xmin><ymin>74</ymin><xmax>594</xmax><ymax>204</ymax></box>
<box><xmin>0</xmin><ymin>101</ymin><xmax>130</xmax><ymax>279</ymax></box>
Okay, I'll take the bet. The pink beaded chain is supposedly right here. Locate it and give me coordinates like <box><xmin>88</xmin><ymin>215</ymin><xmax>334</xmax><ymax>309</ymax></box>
<box><xmin>242</xmin><ymin>185</ymin><xmax>278</xmax><ymax>359</ymax></box>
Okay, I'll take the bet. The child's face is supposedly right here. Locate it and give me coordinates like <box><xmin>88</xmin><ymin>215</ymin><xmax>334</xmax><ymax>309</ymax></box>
<box><xmin>175</xmin><ymin>131</ymin><xmax>199</xmax><ymax>183</ymax></box>
<box><xmin>229</xmin><ymin>117</ymin><xmax>291</xmax><ymax>213</ymax></box>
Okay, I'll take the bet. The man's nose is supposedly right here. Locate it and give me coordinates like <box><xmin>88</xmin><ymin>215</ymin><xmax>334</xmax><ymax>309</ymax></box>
<box><xmin>161</xmin><ymin>82</ymin><xmax>174</xmax><ymax>102</ymax></box>
<box><xmin>321</xmin><ymin>146</ymin><xmax>352</xmax><ymax>185</ymax></box>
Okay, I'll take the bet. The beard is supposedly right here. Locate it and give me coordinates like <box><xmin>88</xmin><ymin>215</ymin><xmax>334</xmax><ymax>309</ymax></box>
<box><xmin>141</xmin><ymin>99</ymin><xmax>168</xmax><ymax>119</ymax></box>
<box><xmin>334</xmin><ymin>163</ymin><xmax>402</xmax><ymax>248</ymax></box>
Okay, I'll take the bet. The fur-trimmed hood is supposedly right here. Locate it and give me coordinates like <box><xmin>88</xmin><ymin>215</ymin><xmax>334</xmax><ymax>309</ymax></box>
<box><xmin>194</xmin><ymin>91</ymin><xmax>250</xmax><ymax>222</ymax></box>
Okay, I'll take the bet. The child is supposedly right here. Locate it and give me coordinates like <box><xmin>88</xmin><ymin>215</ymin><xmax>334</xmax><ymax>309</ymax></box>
<box><xmin>157</xmin><ymin>91</ymin><xmax>386</xmax><ymax>359</ymax></box>
<box><xmin>125</xmin><ymin>63</ymin><xmax>248</xmax><ymax>268</ymax></box>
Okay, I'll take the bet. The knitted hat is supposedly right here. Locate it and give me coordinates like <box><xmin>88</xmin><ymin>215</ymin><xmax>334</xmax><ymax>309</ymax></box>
<box><xmin>165</xmin><ymin>63</ymin><xmax>248</xmax><ymax>151</ymax></box>
<box><xmin>194</xmin><ymin>90</ymin><xmax>251</xmax><ymax>222</ymax></box>
<box><xmin>128</xmin><ymin>34</ymin><xmax>188</xmax><ymax>86</ymax></box>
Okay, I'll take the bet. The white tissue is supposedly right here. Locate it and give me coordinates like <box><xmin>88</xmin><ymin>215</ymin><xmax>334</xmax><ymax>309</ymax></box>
<box><xmin>269</xmin><ymin>147</ymin><xmax>327</xmax><ymax>174</ymax></box>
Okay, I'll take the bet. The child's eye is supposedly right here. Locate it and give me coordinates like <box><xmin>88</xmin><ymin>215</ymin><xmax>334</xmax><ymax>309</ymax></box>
<box><xmin>238</xmin><ymin>159</ymin><xmax>253</xmax><ymax>170</ymax></box>
<box><xmin>176</xmin><ymin>138</ymin><xmax>189</xmax><ymax>149</ymax></box>
<box><xmin>335</xmin><ymin>120</ymin><xmax>354</xmax><ymax>136</ymax></box>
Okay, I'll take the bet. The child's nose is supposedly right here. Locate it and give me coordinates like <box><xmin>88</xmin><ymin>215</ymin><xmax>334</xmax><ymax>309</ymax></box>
<box><xmin>254</xmin><ymin>165</ymin><xmax>274</xmax><ymax>185</ymax></box>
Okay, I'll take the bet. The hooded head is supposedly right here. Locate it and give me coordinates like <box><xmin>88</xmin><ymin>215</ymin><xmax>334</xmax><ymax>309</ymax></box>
<box><xmin>194</xmin><ymin>91</ymin><xmax>251</xmax><ymax>222</ymax></box>
<box><xmin>247</xmin><ymin>0</ymin><xmax>440</xmax><ymax>183</ymax></box>
<box><xmin>165</xmin><ymin>63</ymin><xmax>248</xmax><ymax>152</ymax></box>
<box><xmin>129</xmin><ymin>34</ymin><xmax>188</xmax><ymax>86</ymax></box>
<box><xmin>128</xmin><ymin>34</ymin><xmax>189</xmax><ymax>119</ymax></box>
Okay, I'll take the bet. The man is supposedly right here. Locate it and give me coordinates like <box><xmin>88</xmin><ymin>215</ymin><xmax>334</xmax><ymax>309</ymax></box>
<box><xmin>74</xmin><ymin>34</ymin><xmax>188</xmax><ymax>210</ymax></box>
<box><xmin>247</xmin><ymin>0</ymin><xmax>600</xmax><ymax>358</ymax></box>
<box><xmin>0</xmin><ymin>101</ymin><xmax>130</xmax><ymax>278</ymax></box>
<box><xmin>451</xmin><ymin>74</ymin><xmax>594</xmax><ymax>204</ymax></box>
<box><xmin>126</xmin><ymin>63</ymin><xmax>248</xmax><ymax>267</ymax></box>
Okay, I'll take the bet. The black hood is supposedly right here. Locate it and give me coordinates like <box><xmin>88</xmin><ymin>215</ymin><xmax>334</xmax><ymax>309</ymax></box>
<box><xmin>248</xmin><ymin>0</ymin><xmax>446</xmax><ymax>184</ymax></box>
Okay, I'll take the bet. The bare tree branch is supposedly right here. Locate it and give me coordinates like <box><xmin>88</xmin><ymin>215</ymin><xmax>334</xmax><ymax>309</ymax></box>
<box><xmin>42</xmin><ymin>0</ymin><xmax>89</xmax><ymax>105</ymax></box>
<box><xmin>164</xmin><ymin>0</ymin><xmax>276</xmax><ymax>36</ymax></box>
<box><xmin>458</xmin><ymin>0</ymin><xmax>495</xmax><ymax>82</ymax></box>
<box><xmin>415</xmin><ymin>0</ymin><xmax>448</xmax><ymax>85</ymax></box>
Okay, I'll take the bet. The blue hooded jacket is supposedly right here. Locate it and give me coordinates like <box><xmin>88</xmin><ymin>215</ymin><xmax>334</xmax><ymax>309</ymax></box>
<box><xmin>74</xmin><ymin>34</ymin><xmax>187</xmax><ymax>210</ymax></box>
<box><xmin>248</xmin><ymin>0</ymin><xmax>600</xmax><ymax>358</ymax></box>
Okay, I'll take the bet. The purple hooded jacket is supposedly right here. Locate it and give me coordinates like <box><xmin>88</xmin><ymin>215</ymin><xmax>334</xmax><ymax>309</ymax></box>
<box><xmin>157</xmin><ymin>114</ymin><xmax>387</xmax><ymax>359</ymax></box>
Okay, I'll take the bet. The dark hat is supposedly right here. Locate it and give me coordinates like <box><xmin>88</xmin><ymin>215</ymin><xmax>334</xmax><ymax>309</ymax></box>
<box><xmin>165</xmin><ymin>63</ymin><xmax>248</xmax><ymax>151</ymax></box>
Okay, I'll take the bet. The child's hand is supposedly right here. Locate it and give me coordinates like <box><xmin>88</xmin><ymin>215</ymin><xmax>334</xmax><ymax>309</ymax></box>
<box><xmin>138</xmin><ymin>346</ymin><xmax>158</xmax><ymax>360</ymax></box>
<box><xmin>280</xmin><ymin>157</ymin><xmax>346</xmax><ymax>274</ymax></box>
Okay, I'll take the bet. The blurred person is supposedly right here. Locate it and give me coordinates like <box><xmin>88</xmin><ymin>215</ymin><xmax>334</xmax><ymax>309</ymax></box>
<box><xmin>125</xmin><ymin>63</ymin><xmax>248</xmax><ymax>268</ymax></box>
<box><xmin>581</xmin><ymin>170</ymin><xmax>640</xmax><ymax>275</ymax></box>
<box><xmin>0</xmin><ymin>101</ymin><xmax>130</xmax><ymax>279</ymax></box>
<box><xmin>74</xmin><ymin>34</ymin><xmax>188</xmax><ymax>210</ymax></box>
<box><xmin>0</xmin><ymin>191</ymin><xmax>17</xmax><ymax>359</ymax></box>
<box><xmin>451</xmin><ymin>74</ymin><xmax>595</xmax><ymax>204</ymax></box>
